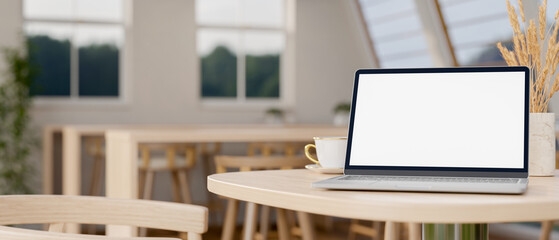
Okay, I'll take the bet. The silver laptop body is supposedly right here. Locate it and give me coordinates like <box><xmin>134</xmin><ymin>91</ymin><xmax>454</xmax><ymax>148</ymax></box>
<box><xmin>313</xmin><ymin>67</ymin><xmax>530</xmax><ymax>194</ymax></box>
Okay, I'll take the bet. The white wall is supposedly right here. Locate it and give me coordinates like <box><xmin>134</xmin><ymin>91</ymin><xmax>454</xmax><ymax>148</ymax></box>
<box><xmin>0</xmin><ymin>0</ymin><xmax>22</xmax><ymax>84</ymax></box>
<box><xmin>295</xmin><ymin>0</ymin><xmax>372</xmax><ymax>123</ymax></box>
<box><xmin>0</xmin><ymin>0</ymin><xmax>371</xmax><ymax>195</ymax></box>
<box><xmin>27</xmin><ymin>0</ymin><xmax>371</xmax><ymax>126</ymax></box>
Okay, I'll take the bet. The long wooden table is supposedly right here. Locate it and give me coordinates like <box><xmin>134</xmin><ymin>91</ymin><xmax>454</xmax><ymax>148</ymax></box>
<box><xmin>208</xmin><ymin>169</ymin><xmax>559</xmax><ymax>240</ymax></box>
<box><xmin>96</xmin><ymin>125</ymin><xmax>347</xmax><ymax>237</ymax></box>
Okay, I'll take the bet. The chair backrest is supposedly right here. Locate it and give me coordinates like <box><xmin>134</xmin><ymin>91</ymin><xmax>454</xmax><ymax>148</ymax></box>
<box><xmin>0</xmin><ymin>195</ymin><xmax>208</xmax><ymax>240</ymax></box>
<box><xmin>0</xmin><ymin>225</ymin><xmax>177</xmax><ymax>240</ymax></box>
<box><xmin>247</xmin><ymin>142</ymin><xmax>309</xmax><ymax>157</ymax></box>
<box><xmin>214</xmin><ymin>155</ymin><xmax>309</xmax><ymax>173</ymax></box>
<box><xmin>139</xmin><ymin>143</ymin><xmax>196</xmax><ymax>169</ymax></box>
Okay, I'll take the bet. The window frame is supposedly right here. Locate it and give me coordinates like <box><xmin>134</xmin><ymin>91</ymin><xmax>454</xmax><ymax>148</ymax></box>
<box><xmin>196</xmin><ymin>0</ymin><xmax>295</xmax><ymax>109</ymax></box>
<box><xmin>22</xmin><ymin>0</ymin><xmax>127</xmax><ymax>107</ymax></box>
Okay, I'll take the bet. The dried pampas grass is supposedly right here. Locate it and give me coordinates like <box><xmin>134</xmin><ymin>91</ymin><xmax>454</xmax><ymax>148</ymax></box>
<box><xmin>498</xmin><ymin>0</ymin><xmax>559</xmax><ymax>113</ymax></box>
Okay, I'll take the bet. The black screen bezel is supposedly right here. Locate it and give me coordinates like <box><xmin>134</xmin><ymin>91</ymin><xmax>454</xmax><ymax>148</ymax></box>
<box><xmin>344</xmin><ymin>67</ymin><xmax>530</xmax><ymax>178</ymax></box>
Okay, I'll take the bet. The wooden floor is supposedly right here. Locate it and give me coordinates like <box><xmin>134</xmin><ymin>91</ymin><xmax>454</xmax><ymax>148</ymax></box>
<box><xmin>148</xmin><ymin>218</ymin><xmax>365</xmax><ymax>240</ymax></box>
<box><xmin>144</xmin><ymin>221</ymin><xmax>557</xmax><ymax>240</ymax></box>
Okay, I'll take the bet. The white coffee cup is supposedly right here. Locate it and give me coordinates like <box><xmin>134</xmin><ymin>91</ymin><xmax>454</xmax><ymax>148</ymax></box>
<box><xmin>304</xmin><ymin>137</ymin><xmax>347</xmax><ymax>168</ymax></box>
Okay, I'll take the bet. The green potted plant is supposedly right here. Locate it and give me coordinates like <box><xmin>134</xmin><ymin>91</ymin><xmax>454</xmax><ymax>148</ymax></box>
<box><xmin>264</xmin><ymin>108</ymin><xmax>284</xmax><ymax>124</ymax></box>
<box><xmin>0</xmin><ymin>46</ymin><xmax>36</xmax><ymax>194</ymax></box>
<box><xmin>333</xmin><ymin>102</ymin><xmax>350</xmax><ymax>126</ymax></box>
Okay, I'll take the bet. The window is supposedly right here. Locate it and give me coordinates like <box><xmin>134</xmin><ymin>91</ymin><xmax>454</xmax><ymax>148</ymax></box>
<box><xmin>196</xmin><ymin>0</ymin><xmax>286</xmax><ymax>101</ymax></box>
<box><xmin>438</xmin><ymin>0</ymin><xmax>512</xmax><ymax>66</ymax></box>
<box><xmin>23</xmin><ymin>0</ymin><xmax>123</xmax><ymax>98</ymax></box>
<box><xmin>358</xmin><ymin>0</ymin><xmax>433</xmax><ymax>68</ymax></box>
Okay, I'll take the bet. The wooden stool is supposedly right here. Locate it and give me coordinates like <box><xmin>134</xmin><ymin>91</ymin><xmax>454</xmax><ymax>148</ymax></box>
<box><xmin>138</xmin><ymin>143</ymin><xmax>197</xmax><ymax>237</ymax></box>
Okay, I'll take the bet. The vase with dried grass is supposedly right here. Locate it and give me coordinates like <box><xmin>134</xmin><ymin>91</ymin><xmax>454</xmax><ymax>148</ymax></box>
<box><xmin>497</xmin><ymin>0</ymin><xmax>559</xmax><ymax>176</ymax></box>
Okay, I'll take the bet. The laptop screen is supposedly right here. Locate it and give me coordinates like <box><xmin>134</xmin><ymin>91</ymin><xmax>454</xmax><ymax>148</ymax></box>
<box><xmin>345</xmin><ymin>67</ymin><xmax>529</xmax><ymax>176</ymax></box>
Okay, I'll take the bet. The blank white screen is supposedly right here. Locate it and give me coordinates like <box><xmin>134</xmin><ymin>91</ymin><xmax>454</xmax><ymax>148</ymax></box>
<box><xmin>349</xmin><ymin>71</ymin><xmax>525</xmax><ymax>168</ymax></box>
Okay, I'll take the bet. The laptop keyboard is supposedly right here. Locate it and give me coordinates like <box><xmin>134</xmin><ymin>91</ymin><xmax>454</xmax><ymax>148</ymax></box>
<box><xmin>339</xmin><ymin>175</ymin><xmax>520</xmax><ymax>184</ymax></box>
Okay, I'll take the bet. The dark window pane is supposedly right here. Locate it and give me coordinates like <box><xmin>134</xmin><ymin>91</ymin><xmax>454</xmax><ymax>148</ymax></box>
<box><xmin>27</xmin><ymin>35</ymin><xmax>71</xmax><ymax>96</ymax></box>
<box><xmin>244</xmin><ymin>31</ymin><xmax>282</xmax><ymax>98</ymax></box>
<box><xmin>246</xmin><ymin>54</ymin><xmax>280</xmax><ymax>98</ymax></box>
<box><xmin>201</xmin><ymin>45</ymin><xmax>237</xmax><ymax>97</ymax></box>
<box><xmin>78</xmin><ymin>44</ymin><xmax>119</xmax><ymax>96</ymax></box>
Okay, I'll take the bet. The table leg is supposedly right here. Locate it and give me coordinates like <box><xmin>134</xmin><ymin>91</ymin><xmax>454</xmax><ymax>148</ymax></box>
<box><xmin>423</xmin><ymin>224</ymin><xmax>488</xmax><ymax>240</ymax></box>
<box><xmin>105</xmin><ymin>131</ymin><xmax>138</xmax><ymax>237</ymax></box>
<box><xmin>42</xmin><ymin>126</ymin><xmax>54</xmax><ymax>195</ymax></box>
<box><xmin>62</xmin><ymin>127</ymin><xmax>81</xmax><ymax>234</ymax></box>
<box><xmin>296</xmin><ymin>211</ymin><xmax>316</xmax><ymax>240</ymax></box>
<box><xmin>408</xmin><ymin>222</ymin><xmax>421</xmax><ymax>240</ymax></box>
<box><xmin>384</xmin><ymin>221</ymin><xmax>399</xmax><ymax>240</ymax></box>
<box><xmin>243</xmin><ymin>202</ymin><xmax>258</xmax><ymax>240</ymax></box>
<box><xmin>276</xmin><ymin>208</ymin><xmax>291</xmax><ymax>240</ymax></box>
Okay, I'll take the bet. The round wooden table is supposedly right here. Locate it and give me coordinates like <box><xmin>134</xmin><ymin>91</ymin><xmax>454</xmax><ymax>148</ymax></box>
<box><xmin>208</xmin><ymin>169</ymin><xmax>559</xmax><ymax>240</ymax></box>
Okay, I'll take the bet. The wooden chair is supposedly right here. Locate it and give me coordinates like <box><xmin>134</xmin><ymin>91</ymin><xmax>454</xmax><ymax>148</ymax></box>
<box><xmin>247</xmin><ymin>142</ymin><xmax>307</xmax><ymax>157</ymax></box>
<box><xmin>348</xmin><ymin>221</ymin><xmax>421</xmax><ymax>240</ymax></box>
<box><xmin>214</xmin><ymin>155</ymin><xmax>312</xmax><ymax>240</ymax></box>
<box><xmin>84</xmin><ymin>140</ymin><xmax>197</xmax><ymax>204</ymax></box>
<box><xmin>138</xmin><ymin>143</ymin><xmax>197</xmax><ymax>203</ymax></box>
<box><xmin>0</xmin><ymin>195</ymin><xmax>208</xmax><ymax>240</ymax></box>
<box><xmin>84</xmin><ymin>136</ymin><xmax>105</xmax><ymax>196</ymax></box>
<box><xmin>348</xmin><ymin>220</ymin><xmax>384</xmax><ymax>240</ymax></box>
<box><xmin>138</xmin><ymin>143</ymin><xmax>197</xmax><ymax>237</ymax></box>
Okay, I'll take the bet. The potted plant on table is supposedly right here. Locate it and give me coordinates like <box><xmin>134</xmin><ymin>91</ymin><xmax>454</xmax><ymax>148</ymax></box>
<box><xmin>497</xmin><ymin>0</ymin><xmax>559</xmax><ymax>176</ymax></box>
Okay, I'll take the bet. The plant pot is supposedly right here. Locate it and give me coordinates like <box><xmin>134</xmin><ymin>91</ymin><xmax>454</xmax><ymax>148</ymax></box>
<box><xmin>264</xmin><ymin>113</ymin><xmax>284</xmax><ymax>125</ymax></box>
<box><xmin>529</xmin><ymin>113</ymin><xmax>556</xmax><ymax>176</ymax></box>
<box><xmin>333</xmin><ymin>112</ymin><xmax>349</xmax><ymax>126</ymax></box>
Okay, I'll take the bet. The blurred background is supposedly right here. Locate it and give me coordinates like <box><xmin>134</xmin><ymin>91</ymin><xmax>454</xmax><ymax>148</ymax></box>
<box><xmin>0</xmin><ymin>0</ymin><xmax>558</xmax><ymax>238</ymax></box>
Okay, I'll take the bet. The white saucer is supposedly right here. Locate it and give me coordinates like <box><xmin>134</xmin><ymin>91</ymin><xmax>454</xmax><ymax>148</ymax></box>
<box><xmin>305</xmin><ymin>164</ymin><xmax>343</xmax><ymax>174</ymax></box>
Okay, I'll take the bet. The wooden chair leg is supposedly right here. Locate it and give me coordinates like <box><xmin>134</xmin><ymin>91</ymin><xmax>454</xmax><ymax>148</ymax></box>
<box><xmin>171</xmin><ymin>170</ymin><xmax>182</xmax><ymax>203</ymax></box>
<box><xmin>348</xmin><ymin>219</ymin><xmax>358</xmax><ymax>240</ymax></box>
<box><xmin>89</xmin><ymin>156</ymin><xmax>103</xmax><ymax>196</ymax></box>
<box><xmin>177</xmin><ymin>170</ymin><xmax>192</xmax><ymax>204</ymax></box>
<box><xmin>349</xmin><ymin>219</ymin><xmax>381</xmax><ymax>240</ymax></box>
<box><xmin>276</xmin><ymin>208</ymin><xmax>291</xmax><ymax>240</ymax></box>
<box><xmin>222</xmin><ymin>199</ymin><xmax>239</xmax><ymax>240</ymax></box>
<box><xmin>408</xmin><ymin>223</ymin><xmax>421</xmax><ymax>240</ymax></box>
<box><xmin>374</xmin><ymin>221</ymin><xmax>384</xmax><ymax>240</ymax></box>
<box><xmin>138</xmin><ymin>170</ymin><xmax>155</xmax><ymax>237</ymax></box>
<box><xmin>296</xmin><ymin>211</ymin><xmax>315</xmax><ymax>240</ymax></box>
<box><xmin>286</xmin><ymin>210</ymin><xmax>298</xmax><ymax>236</ymax></box>
<box><xmin>138</xmin><ymin>169</ymin><xmax>146</xmax><ymax>198</ymax></box>
<box><xmin>243</xmin><ymin>202</ymin><xmax>259</xmax><ymax>240</ymax></box>
<box><xmin>540</xmin><ymin>220</ymin><xmax>554</xmax><ymax>240</ymax></box>
<box><xmin>259</xmin><ymin>205</ymin><xmax>271</xmax><ymax>240</ymax></box>
<box><xmin>143</xmin><ymin>171</ymin><xmax>155</xmax><ymax>200</ymax></box>
<box><xmin>86</xmin><ymin>156</ymin><xmax>103</xmax><ymax>234</ymax></box>
<box><xmin>384</xmin><ymin>221</ymin><xmax>399</xmax><ymax>240</ymax></box>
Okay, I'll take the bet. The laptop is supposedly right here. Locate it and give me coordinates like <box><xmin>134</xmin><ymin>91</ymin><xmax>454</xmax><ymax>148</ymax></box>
<box><xmin>313</xmin><ymin>67</ymin><xmax>529</xmax><ymax>194</ymax></box>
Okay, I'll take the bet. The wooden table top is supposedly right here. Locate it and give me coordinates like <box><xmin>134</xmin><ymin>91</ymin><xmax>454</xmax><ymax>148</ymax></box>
<box><xmin>105</xmin><ymin>124</ymin><xmax>347</xmax><ymax>143</ymax></box>
<box><xmin>208</xmin><ymin>169</ymin><xmax>559</xmax><ymax>223</ymax></box>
